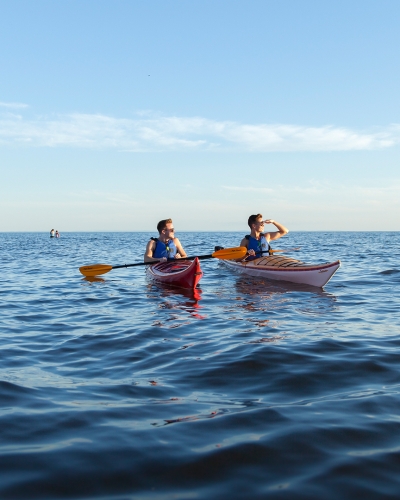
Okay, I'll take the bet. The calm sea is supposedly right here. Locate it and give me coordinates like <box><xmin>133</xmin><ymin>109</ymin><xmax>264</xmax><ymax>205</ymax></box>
<box><xmin>1</xmin><ymin>231</ymin><xmax>400</xmax><ymax>499</ymax></box>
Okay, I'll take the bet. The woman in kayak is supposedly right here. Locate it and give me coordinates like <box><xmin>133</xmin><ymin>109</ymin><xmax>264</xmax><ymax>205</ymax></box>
<box><xmin>240</xmin><ymin>214</ymin><xmax>289</xmax><ymax>260</ymax></box>
<box><xmin>144</xmin><ymin>219</ymin><xmax>187</xmax><ymax>263</ymax></box>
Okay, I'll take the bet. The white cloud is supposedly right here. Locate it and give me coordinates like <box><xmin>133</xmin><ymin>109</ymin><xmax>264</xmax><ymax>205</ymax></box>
<box><xmin>69</xmin><ymin>190</ymin><xmax>144</xmax><ymax>206</ymax></box>
<box><xmin>223</xmin><ymin>186</ymin><xmax>274</xmax><ymax>193</ymax></box>
<box><xmin>0</xmin><ymin>101</ymin><xmax>29</xmax><ymax>109</ymax></box>
<box><xmin>223</xmin><ymin>181</ymin><xmax>400</xmax><ymax>202</ymax></box>
<box><xmin>0</xmin><ymin>110</ymin><xmax>399</xmax><ymax>152</ymax></box>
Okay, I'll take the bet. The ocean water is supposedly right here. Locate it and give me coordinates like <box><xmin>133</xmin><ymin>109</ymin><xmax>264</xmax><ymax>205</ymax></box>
<box><xmin>1</xmin><ymin>231</ymin><xmax>400</xmax><ymax>500</ymax></box>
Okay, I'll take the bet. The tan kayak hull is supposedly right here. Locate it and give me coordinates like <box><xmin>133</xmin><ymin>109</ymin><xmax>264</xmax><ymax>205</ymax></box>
<box><xmin>223</xmin><ymin>255</ymin><xmax>340</xmax><ymax>288</ymax></box>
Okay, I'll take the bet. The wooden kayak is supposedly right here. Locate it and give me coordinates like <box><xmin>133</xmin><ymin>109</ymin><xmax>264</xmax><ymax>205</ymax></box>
<box><xmin>146</xmin><ymin>257</ymin><xmax>203</xmax><ymax>289</ymax></box>
<box><xmin>223</xmin><ymin>255</ymin><xmax>340</xmax><ymax>287</ymax></box>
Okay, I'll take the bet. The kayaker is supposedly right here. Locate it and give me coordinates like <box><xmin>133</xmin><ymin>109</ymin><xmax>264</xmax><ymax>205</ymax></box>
<box><xmin>50</xmin><ymin>229</ymin><xmax>55</xmax><ymax>237</ymax></box>
<box><xmin>239</xmin><ymin>214</ymin><xmax>289</xmax><ymax>260</ymax></box>
<box><xmin>55</xmin><ymin>230</ymin><xmax>60</xmax><ymax>238</ymax></box>
<box><xmin>144</xmin><ymin>219</ymin><xmax>187</xmax><ymax>263</ymax></box>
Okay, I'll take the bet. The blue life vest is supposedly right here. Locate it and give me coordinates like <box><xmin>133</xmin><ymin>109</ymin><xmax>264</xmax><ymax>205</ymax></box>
<box><xmin>246</xmin><ymin>234</ymin><xmax>270</xmax><ymax>256</ymax></box>
<box><xmin>152</xmin><ymin>238</ymin><xmax>177</xmax><ymax>259</ymax></box>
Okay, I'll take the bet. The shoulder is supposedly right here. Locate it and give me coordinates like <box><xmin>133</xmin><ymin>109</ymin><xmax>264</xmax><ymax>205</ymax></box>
<box><xmin>262</xmin><ymin>232</ymin><xmax>271</xmax><ymax>242</ymax></box>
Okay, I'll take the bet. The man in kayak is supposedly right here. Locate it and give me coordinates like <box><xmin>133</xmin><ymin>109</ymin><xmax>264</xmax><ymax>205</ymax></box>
<box><xmin>144</xmin><ymin>219</ymin><xmax>187</xmax><ymax>263</ymax></box>
<box><xmin>240</xmin><ymin>214</ymin><xmax>289</xmax><ymax>259</ymax></box>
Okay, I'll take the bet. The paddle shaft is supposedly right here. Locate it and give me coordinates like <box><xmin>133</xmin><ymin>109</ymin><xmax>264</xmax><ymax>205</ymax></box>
<box><xmin>256</xmin><ymin>247</ymin><xmax>300</xmax><ymax>256</ymax></box>
<box><xmin>111</xmin><ymin>248</ymin><xmax>299</xmax><ymax>268</ymax></box>
<box><xmin>111</xmin><ymin>254</ymin><xmax>213</xmax><ymax>269</ymax></box>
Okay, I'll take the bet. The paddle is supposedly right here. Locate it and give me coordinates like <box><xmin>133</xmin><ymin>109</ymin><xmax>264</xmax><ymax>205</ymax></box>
<box><xmin>265</xmin><ymin>247</ymin><xmax>300</xmax><ymax>254</ymax></box>
<box><xmin>214</xmin><ymin>246</ymin><xmax>300</xmax><ymax>256</ymax></box>
<box><xmin>79</xmin><ymin>246</ymin><xmax>248</xmax><ymax>277</ymax></box>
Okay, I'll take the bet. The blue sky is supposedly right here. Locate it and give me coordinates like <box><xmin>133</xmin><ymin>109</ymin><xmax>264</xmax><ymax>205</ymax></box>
<box><xmin>1</xmin><ymin>0</ymin><xmax>399</xmax><ymax>231</ymax></box>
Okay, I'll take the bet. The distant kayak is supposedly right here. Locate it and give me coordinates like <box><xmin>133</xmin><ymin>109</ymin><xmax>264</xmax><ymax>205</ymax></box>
<box><xmin>223</xmin><ymin>255</ymin><xmax>340</xmax><ymax>287</ymax></box>
<box><xmin>146</xmin><ymin>257</ymin><xmax>203</xmax><ymax>289</ymax></box>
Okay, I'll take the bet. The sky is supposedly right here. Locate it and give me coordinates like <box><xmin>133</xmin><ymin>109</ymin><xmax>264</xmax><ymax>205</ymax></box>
<box><xmin>1</xmin><ymin>0</ymin><xmax>399</xmax><ymax>231</ymax></box>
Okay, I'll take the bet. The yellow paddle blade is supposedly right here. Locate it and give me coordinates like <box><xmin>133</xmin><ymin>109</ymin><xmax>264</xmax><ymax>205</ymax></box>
<box><xmin>212</xmin><ymin>246</ymin><xmax>247</xmax><ymax>260</ymax></box>
<box><xmin>79</xmin><ymin>264</ymin><xmax>113</xmax><ymax>277</ymax></box>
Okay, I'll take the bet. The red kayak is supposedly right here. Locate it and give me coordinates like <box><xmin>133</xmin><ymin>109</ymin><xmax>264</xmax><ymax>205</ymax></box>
<box><xmin>146</xmin><ymin>257</ymin><xmax>203</xmax><ymax>289</ymax></box>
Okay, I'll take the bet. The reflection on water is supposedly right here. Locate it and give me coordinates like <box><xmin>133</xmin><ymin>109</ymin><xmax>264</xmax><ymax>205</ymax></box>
<box><xmin>152</xmin><ymin>283</ymin><xmax>202</xmax><ymax>303</ymax></box>
<box><xmin>83</xmin><ymin>276</ymin><xmax>106</xmax><ymax>283</ymax></box>
<box><xmin>146</xmin><ymin>283</ymin><xmax>206</xmax><ymax>323</ymax></box>
<box><xmin>231</xmin><ymin>275</ymin><xmax>338</xmax><ymax>317</ymax></box>
<box><xmin>234</xmin><ymin>273</ymin><xmax>337</xmax><ymax>298</ymax></box>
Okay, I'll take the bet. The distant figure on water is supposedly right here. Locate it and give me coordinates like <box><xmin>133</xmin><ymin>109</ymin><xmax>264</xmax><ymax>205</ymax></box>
<box><xmin>144</xmin><ymin>219</ymin><xmax>187</xmax><ymax>263</ymax></box>
<box><xmin>55</xmin><ymin>230</ymin><xmax>60</xmax><ymax>238</ymax></box>
<box><xmin>50</xmin><ymin>229</ymin><xmax>55</xmax><ymax>237</ymax></box>
<box><xmin>239</xmin><ymin>214</ymin><xmax>289</xmax><ymax>260</ymax></box>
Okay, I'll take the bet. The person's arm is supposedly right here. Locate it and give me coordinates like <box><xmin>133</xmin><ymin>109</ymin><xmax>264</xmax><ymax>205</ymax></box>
<box><xmin>240</xmin><ymin>237</ymin><xmax>248</xmax><ymax>248</ymax></box>
<box><xmin>174</xmin><ymin>238</ymin><xmax>187</xmax><ymax>258</ymax></box>
<box><xmin>144</xmin><ymin>240</ymin><xmax>166</xmax><ymax>263</ymax></box>
<box><xmin>264</xmin><ymin>220</ymin><xmax>289</xmax><ymax>242</ymax></box>
<box><xmin>237</xmin><ymin>237</ymin><xmax>251</xmax><ymax>260</ymax></box>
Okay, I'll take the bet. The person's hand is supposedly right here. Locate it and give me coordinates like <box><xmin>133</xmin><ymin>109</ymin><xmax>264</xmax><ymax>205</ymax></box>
<box><xmin>159</xmin><ymin>257</ymin><xmax>167</xmax><ymax>262</ymax></box>
<box><xmin>175</xmin><ymin>254</ymin><xmax>182</xmax><ymax>259</ymax></box>
<box><xmin>264</xmin><ymin>219</ymin><xmax>275</xmax><ymax>225</ymax></box>
<box><xmin>247</xmin><ymin>249</ymin><xmax>256</xmax><ymax>256</ymax></box>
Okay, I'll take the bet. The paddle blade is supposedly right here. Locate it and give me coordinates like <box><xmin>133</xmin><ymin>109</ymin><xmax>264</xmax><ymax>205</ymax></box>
<box><xmin>79</xmin><ymin>264</ymin><xmax>113</xmax><ymax>277</ymax></box>
<box><xmin>212</xmin><ymin>246</ymin><xmax>247</xmax><ymax>260</ymax></box>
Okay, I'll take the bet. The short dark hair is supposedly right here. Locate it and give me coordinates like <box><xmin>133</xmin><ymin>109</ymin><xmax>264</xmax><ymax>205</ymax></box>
<box><xmin>248</xmin><ymin>214</ymin><xmax>263</xmax><ymax>229</ymax></box>
<box><xmin>157</xmin><ymin>218</ymin><xmax>173</xmax><ymax>233</ymax></box>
